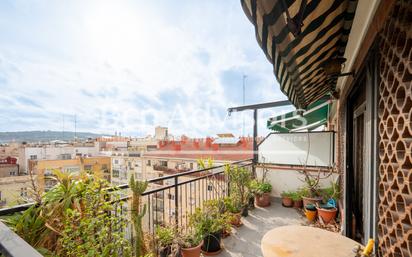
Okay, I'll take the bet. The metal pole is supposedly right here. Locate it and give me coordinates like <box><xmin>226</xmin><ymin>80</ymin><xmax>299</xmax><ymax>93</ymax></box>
<box><xmin>253</xmin><ymin>109</ymin><xmax>258</xmax><ymax>175</ymax></box>
<box><xmin>242</xmin><ymin>75</ymin><xmax>247</xmax><ymax>136</ymax></box>
<box><xmin>174</xmin><ymin>176</ymin><xmax>179</xmax><ymax>226</ymax></box>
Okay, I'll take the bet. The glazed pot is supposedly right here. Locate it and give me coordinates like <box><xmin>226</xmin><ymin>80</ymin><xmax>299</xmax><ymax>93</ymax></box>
<box><xmin>202</xmin><ymin>231</ymin><xmax>222</xmax><ymax>255</ymax></box>
<box><xmin>302</xmin><ymin>196</ymin><xmax>323</xmax><ymax>207</ymax></box>
<box><xmin>281</xmin><ymin>196</ymin><xmax>293</xmax><ymax>207</ymax></box>
<box><xmin>230</xmin><ymin>212</ymin><xmax>242</xmax><ymax>227</ymax></box>
<box><xmin>304</xmin><ymin>208</ymin><xmax>317</xmax><ymax>222</ymax></box>
<box><xmin>317</xmin><ymin>207</ymin><xmax>338</xmax><ymax>224</ymax></box>
<box><xmin>248</xmin><ymin>195</ymin><xmax>255</xmax><ymax>209</ymax></box>
<box><xmin>181</xmin><ymin>241</ymin><xmax>203</xmax><ymax>257</ymax></box>
<box><xmin>255</xmin><ymin>193</ymin><xmax>271</xmax><ymax>207</ymax></box>
<box><xmin>293</xmin><ymin>199</ymin><xmax>303</xmax><ymax>208</ymax></box>
<box><xmin>241</xmin><ymin>206</ymin><xmax>249</xmax><ymax>217</ymax></box>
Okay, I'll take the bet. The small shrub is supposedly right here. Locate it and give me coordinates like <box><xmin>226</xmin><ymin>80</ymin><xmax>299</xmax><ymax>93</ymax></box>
<box><xmin>155</xmin><ymin>225</ymin><xmax>175</xmax><ymax>248</ymax></box>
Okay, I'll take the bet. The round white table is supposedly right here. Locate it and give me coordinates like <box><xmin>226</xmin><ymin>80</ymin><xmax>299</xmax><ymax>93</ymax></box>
<box><xmin>261</xmin><ymin>225</ymin><xmax>361</xmax><ymax>257</ymax></box>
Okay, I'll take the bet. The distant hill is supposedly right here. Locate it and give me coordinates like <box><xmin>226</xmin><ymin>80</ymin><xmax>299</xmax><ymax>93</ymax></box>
<box><xmin>0</xmin><ymin>131</ymin><xmax>111</xmax><ymax>143</ymax></box>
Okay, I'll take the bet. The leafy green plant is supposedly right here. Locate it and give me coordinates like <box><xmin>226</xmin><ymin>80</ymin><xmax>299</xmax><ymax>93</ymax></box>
<box><xmin>225</xmin><ymin>165</ymin><xmax>252</xmax><ymax>207</ymax></box>
<box><xmin>178</xmin><ymin>229</ymin><xmax>203</xmax><ymax>248</ymax></box>
<box><xmin>129</xmin><ymin>175</ymin><xmax>149</xmax><ymax>257</ymax></box>
<box><xmin>290</xmin><ymin>191</ymin><xmax>302</xmax><ymax>201</ymax></box>
<box><xmin>320</xmin><ymin>181</ymin><xmax>341</xmax><ymax>201</ymax></box>
<box><xmin>223</xmin><ymin>197</ymin><xmax>241</xmax><ymax>213</ymax></box>
<box><xmin>189</xmin><ymin>205</ymin><xmax>227</xmax><ymax>236</ymax></box>
<box><xmin>250</xmin><ymin>180</ymin><xmax>272</xmax><ymax>195</ymax></box>
<box><xmin>281</xmin><ymin>191</ymin><xmax>294</xmax><ymax>198</ymax></box>
<box><xmin>155</xmin><ymin>225</ymin><xmax>175</xmax><ymax>248</ymax></box>
<box><xmin>8</xmin><ymin>171</ymin><xmax>131</xmax><ymax>257</ymax></box>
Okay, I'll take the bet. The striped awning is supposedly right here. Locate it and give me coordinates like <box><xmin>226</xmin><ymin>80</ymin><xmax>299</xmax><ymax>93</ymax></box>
<box><xmin>241</xmin><ymin>0</ymin><xmax>357</xmax><ymax>109</ymax></box>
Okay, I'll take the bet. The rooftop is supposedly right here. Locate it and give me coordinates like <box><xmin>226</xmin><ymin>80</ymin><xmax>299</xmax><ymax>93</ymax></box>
<box><xmin>144</xmin><ymin>137</ymin><xmax>255</xmax><ymax>161</ymax></box>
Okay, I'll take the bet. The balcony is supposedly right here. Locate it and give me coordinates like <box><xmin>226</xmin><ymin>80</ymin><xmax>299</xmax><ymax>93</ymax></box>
<box><xmin>0</xmin><ymin>159</ymin><xmax>253</xmax><ymax>256</ymax></box>
<box><xmin>218</xmin><ymin>201</ymin><xmax>303</xmax><ymax>257</ymax></box>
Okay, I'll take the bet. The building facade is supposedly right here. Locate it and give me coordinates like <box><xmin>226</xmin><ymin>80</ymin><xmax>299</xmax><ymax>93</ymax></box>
<box><xmin>30</xmin><ymin>156</ymin><xmax>111</xmax><ymax>192</ymax></box>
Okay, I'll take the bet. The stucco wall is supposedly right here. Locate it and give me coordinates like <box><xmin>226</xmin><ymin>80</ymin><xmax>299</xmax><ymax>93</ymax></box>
<box><xmin>256</xmin><ymin>167</ymin><xmax>339</xmax><ymax>197</ymax></box>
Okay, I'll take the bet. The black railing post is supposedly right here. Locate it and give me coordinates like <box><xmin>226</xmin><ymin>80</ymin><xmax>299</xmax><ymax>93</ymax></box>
<box><xmin>252</xmin><ymin>109</ymin><xmax>258</xmax><ymax>178</ymax></box>
<box><xmin>174</xmin><ymin>176</ymin><xmax>179</xmax><ymax>226</ymax></box>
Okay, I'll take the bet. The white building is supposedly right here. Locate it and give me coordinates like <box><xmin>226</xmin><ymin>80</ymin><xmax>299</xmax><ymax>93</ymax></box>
<box><xmin>18</xmin><ymin>141</ymin><xmax>100</xmax><ymax>174</ymax></box>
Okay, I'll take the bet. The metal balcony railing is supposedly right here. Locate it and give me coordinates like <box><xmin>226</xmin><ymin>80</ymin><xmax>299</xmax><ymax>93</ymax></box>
<box><xmin>0</xmin><ymin>159</ymin><xmax>253</xmax><ymax>257</ymax></box>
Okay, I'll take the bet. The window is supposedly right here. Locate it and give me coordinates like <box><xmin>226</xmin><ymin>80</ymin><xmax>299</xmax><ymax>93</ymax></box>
<box><xmin>60</xmin><ymin>154</ymin><xmax>71</xmax><ymax>160</ymax></box>
<box><xmin>207</xmin><ymin>185</ymin><xmax>213</xmax><ymax>191</ymax></box>
<box><xmin>64</xmin><ymin>166</ymin><xmax>80</xmax><ymax>173</ymax></box>
<box><xmin>84</xmin><ymin>165</ymin><xmax>92</xmax><ymax>171</ymax></box>
<box><xmin>44</xmin><ymin>169</ymin><xmax>53</xmax><ymax>176</ymax></box>
<box><xmin>167</xmin><ymin>193</ymin><xmax>175</xmax><ymax>200</ymax></box>
<box><xmin>114</xmin><ymin>160</ymin><xmax>119</xmax><ymax>164</ymax></box>
<box><xmin>112</xmin><ymin>170</ymin><xmax>120</xmax><ymax>178</ymax></box>
<box><xmin>20</xmin><ymin>187</ymin><xmax>28</xmax><ymax>197</ymax></box>
<box><xmin>190</xmin><ymin>163</ymin><xmax>194</xmax><ymax>170</ymax></box>
<box><xmin>147</xmin><ymin>160</ymin><xmax>151</xmax><ymax>166</ymax></box>
<box><xmin>29</xmin><ymin>155</ymin><xmax>37</xmax><ymax>160</ymax></box>
<box><xmin>159</xmin><ymin>161</ymin><xmax>167</xmax><ymax>167</ymax></box>
<box><xmin>9</xmin><ymin>171</ymin><xmax>16</xmax><ymax>176</ymax></box>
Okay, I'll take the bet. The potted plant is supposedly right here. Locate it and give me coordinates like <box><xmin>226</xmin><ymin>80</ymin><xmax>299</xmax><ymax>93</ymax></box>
<box><xmin>291</xmin><ymin>190</ymin><xmax>303</xmax><ymax>208</ymax></box>
<box><xmin>155</xmin><ymin>225</ymin><xmax>175</xmax><ymax>257</ymax></box>
<box><xmin>321</xmin><ymin>181</ymin><xmax>341</xmax><ymax>205</ymax></box>
<box><xmin>304</xmin><ymin>203</ymin><xmax>317</xmax><ymax>222</ymax></box>
<box><xmin>281</xmin><ymin>191</ymin><xmax>294</xmax><ymax>207</ymax></box>
<box><xmin>300</xmin><ymin>178</ymin><xmax>323</xmax><ymax>206</ymax></box>
<box><xmin>225</xmin><ymin>165</ymin><xmax>252</xmax><ymax>216</ymax></box>
<box><xmin>251</xmin><ymin>180</ymin><xmax>272</xmax><ymax>207</ymax></box>
<box><xmin>316</xmin><ymin>182</ymin><xmax>340</xmax><ymax>224</ymax></box>
<box><xmin>189</xmin><ymin>204</ymin><xmax>227</xmax><ymax>255</ymax></box>
<box><xmin>178</xmin><ymin>229</ymin><xmax>203</xmax><ymax>257</ymax></box>
<box><xmin>223</xmin><ymin>197</ymin><xmax>242</xmax><ymax>227</ymax></box>
<box><xmin>316</xmin><ymin>206</ymin><xmax>338</xmax><ymax>224</ymax></box>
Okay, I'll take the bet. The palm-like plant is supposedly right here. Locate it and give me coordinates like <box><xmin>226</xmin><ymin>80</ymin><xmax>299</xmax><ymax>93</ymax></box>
<box><xmin>6</xmin><ymin>170</ymin><xmax>131</xmax><ymax>256</ymax></box>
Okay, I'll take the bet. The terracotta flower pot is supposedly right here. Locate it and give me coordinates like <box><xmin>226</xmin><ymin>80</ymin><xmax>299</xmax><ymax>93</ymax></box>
<box><xmin>181</xmin><ymin>242</ymin><xmax>203</xmax><ymax>257</ymax></box>
<box><xmin>317</xmin><ymin>207</ymin><xmax>337</xmax><ymax>224</ymax></box>
<box><xmin>293</xmin><ymin>199</ymin><xmax>303</xmax><ymax>208</ymax></box>
<box><xmin>302</xmin><ymin>196</ymin><xmax>322</xmax><ymax>207</ymax></box>
<box><xmin>281</xmin><ymin>196</ymin><xmax>293</xmax><ymax>207</ymax></box>
<box><xmin>229</xmin><ymin>212</ymin><xmax>242</xmax><ymax>227</ymax></box>
<box><xmin>255</xmin><ymin>193</ymin><xmax>271</xmax><ymax>207</ymax></box>
<box><xmin>304</xmin><ymin>208</ymin><xmax>317</xmax><ymax>222</ymax></box>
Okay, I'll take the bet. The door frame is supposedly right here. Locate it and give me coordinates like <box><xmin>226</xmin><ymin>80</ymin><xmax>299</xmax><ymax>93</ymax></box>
<box><xmin>344</xmin><ymin>45</ymin><xmax>379</xmax><ymax>243</ymax></box>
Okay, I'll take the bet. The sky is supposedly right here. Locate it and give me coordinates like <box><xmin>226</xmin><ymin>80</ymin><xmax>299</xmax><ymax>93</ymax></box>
<box><xmin>0</xmin><ymin>0</ymin><xmax>293</xmax><ymax>137</ymax></box>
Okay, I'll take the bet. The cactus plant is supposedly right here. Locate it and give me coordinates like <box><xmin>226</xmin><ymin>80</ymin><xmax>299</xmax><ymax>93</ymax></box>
<box><xmin>129</xmin><ymin>175</ymin><xmax>149</xmax><ymax>257</ymax></box>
